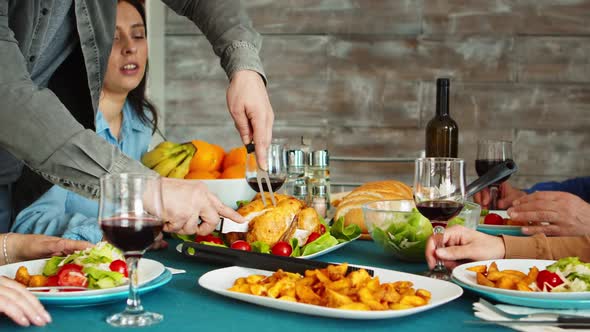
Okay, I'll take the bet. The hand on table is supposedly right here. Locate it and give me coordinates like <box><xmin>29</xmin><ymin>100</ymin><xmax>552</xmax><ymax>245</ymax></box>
<box><xmin>508</xmin><ymin>191</ymin><xmax>590</xmax><ymax>236</ymax></box>
<box><xmin>0</xmin><ymin>276</ymin><xmax>51</xmax><ymax>327</ymax></box>
<box><xmin>226</xmin><ymin>70</ymin><xmax>274</xmax><ymax>170</ymax></box>
<box><xmin>425</xmin><ymin>225</ymin><xmax>505</xmax><ymax>270</ymax></box>
<box><xmin>160</xmin><ymin>177</ymin><xmax>245</xmax><ymax>235</ymax></box>
<box><xmin>9</xmin><ymin>234</ymin><xmax>92</xmax><ymax>263</ymax></box>
<box><xmin>473</xmin><ymin>182</ymin><xmax>527</xmax><ymax>210</ymax></box>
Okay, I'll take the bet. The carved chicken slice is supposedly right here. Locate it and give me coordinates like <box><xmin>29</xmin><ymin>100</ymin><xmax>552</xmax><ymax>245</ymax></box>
<box><xmin>246</xmin><ymin>198</ymin><xmax>304</xmax><ymax>246</ymax></box>
<box><xmin>283</xmin><ymin>207</ymin><xmax>322</xmax><ymax>241</ymax></box>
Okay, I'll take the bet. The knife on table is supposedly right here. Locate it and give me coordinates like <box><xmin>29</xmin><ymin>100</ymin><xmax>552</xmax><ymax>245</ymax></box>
<box><xmin>180</xmin><ymin>241</ymin><xmax>374</xmax><ymax>276</ymax></box>
<box><xmin>466</xmin><ymin>315</ymin><xmax>590</xmax><ymax>329</ymax></box>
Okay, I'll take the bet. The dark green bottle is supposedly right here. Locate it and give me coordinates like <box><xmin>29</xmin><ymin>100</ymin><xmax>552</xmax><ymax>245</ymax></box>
<box><xmin>425</xmin><ymin>78</ymin><xmax>458</xmax><ymax>157</ymax></box>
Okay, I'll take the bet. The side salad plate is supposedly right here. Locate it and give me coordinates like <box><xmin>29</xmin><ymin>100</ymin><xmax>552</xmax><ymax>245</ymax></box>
<box><xmin>0</xmin><ymin>244</ymin><xmax>171</xmax><ymax>307</ymax></box>
<box><xmin>452</xmin><ymin>259</ymin><xmax>590</xmax><ymax>309</ymax></box>
<box><xmin>477</xmin><ymin>210</ymin><xmax>525</xmax><ymax>236</ymax></box>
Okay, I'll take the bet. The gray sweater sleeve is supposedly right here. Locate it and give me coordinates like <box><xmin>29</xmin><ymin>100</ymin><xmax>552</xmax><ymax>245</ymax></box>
<box><xmin>162</xmin><ymin>0</ymin><xmax>266</xmax><ymax>82</ymax></box>
<box><xmin>0</xmin><ymin>6</ymin><xmax>153</xmax><ymax>200</ymax></box>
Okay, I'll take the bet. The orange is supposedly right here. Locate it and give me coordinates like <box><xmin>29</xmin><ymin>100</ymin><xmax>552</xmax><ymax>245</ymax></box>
<box><xmin>220</xmin><ymin>164</ymin><xmax>246</xmax><ymax>179</ymax></box>
<box><xmin>222</xmin><ymin>146</ymin><xmax>247</xmax><ymax>170</ymax></box>
<box><xmin>211</xmin><ymin>144</ymin><xmax>225</xmax><ymax>172</ymax></box>
<box><xmin>185</xmin><ymin>170</ymin><xmax>217</xmax><ymax>180</ymax></box>
<box><xmin>212</xmin><ymin>170</ymin><xmax>222</xmax><ymax>179</ymax></box>
<box><xmin>189</xmin><ymin>140</ymin><xmax>222</xmax><ymax>172</ymax></box>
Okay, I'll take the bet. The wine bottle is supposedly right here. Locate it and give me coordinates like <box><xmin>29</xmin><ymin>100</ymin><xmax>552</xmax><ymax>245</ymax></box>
<box><xmin>425</xmin><ymin>78</ymin><xmax>458</xmax><ymax>157</ymax></box>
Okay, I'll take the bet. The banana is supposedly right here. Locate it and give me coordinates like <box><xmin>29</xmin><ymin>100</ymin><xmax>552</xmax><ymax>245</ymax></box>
<box><xmin>141</xmin><ymin>142</ymin><xmax>185</xmax><ymax>168</ymax></box>
<box><xmin>152</xmin><ymin>150</ymin><xmax>188</xmax><ymax>176</ymax></box>
<box><xmin>167</xmin><ymin>143</ymin><xmax>197</xmax><ymax>178</ymax></box>
<box><xmin>167</xmin><ymin>153</ymin><xmax>193</xmax><ymax>179</ymax></box>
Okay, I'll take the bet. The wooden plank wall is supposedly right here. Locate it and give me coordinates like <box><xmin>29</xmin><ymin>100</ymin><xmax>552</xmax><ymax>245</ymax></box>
<box><xmin>162</xmin><ymin>0</ymin><xmax>590</xmax><ymax>188</ymax></box>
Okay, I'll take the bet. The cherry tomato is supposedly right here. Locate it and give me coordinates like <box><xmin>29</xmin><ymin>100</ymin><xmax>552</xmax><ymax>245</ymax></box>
<box><xmin>305</xmin><ymin>232</ymin><xmax>321</xmax><ymax>245</ymax></box>
<box><xmin>536</xmin><ymin>270</ymin><xmax>564</xmax><ymax>291</ymax></box>
<box><xmin>195</xmin><ymin>234</ymin><xmax>224</xmax><ymax>245</ymax></box>
<box><xmin>230</xmin><ymin>240</ymin><xmax>251</xmax><ymax>251</ymax></box>
<box><xmin>109</xmin><ymin>259</ymin><xmax>129</xmax><ymax>277</ymax></box>
<box><xmin>57</xmin><ymin>263</ymin><xmax>83</xmax><ymax>279</ymax></box>
<box><xmin>484</xmin><ymin>213</ymin><xmax>504</xmax><ymax>225</ymax></box>
<box><xmin>271</xmin><ymin>241</ymin><xmax>292</xmax><ymax>257</ymax></box>
<box><xmin>319</xmin><ymin>224</ymin><xmax>326</xmax><ymax>235</ymax></box>
<box><xmin>58</xmin><ymin>270</ymin><xmax>88</xmax><ymax>288</ymax></box>
<box><xmin>46</xmin><ymin>275</ymin><xmax>59</xmax><ymax>287</ymax></box>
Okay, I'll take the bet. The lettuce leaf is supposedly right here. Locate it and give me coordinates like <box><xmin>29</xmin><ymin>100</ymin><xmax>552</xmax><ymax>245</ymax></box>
<box><xmin>43</xmin><ymin>256</ymin><xmax>65</xmax><ymax>276</ymax></box>
<box><xmin>370</xmin><ymin>211</ymin><xmax>432</xmax><ymax>262</ymax></box>
<box><xmin>330</xmin><ymin>217</ymin><xmax>361</xmax><ymax>242</ymax></box>
<box><xmin>251</xmin><ymin>241</ymin><xmax>270</xmax><ymax>254</ymax></box>
<box><xmin>83</xmin><ymin>267</ymin><xmax>126</xmax><ymax>289</ymax></box>
<box><xmin>236</xmin><ymin>200</ymin><xmax>251</xmax><ymax>208</ymax></box>
<box><xmin>172</xmin><ymin>233</ymin><xmax>194</xmax><ymax>242</ymax></box>
<box><xmin>289</xmin><ymin>238</ymin><xmax>301</xmax><ymax>257</ymax></box>
<box><xmin>300</xmin><ymin>232</ymin><xmax>339</xmax><ymax>256</ymax></box>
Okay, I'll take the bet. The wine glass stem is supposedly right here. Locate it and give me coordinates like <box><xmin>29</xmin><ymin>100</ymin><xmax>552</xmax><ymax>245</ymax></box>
<box><xmin>490</xmin><ymin>185</ymin><xmax>499</xmax><ymax>210</ymax></box>
<box><xmin>124</xmin><ymin>256</ymin><xmax>144</xmax><ymax>314</ymax></box>
<box><xmin>433</xmin><ymin>225</ymin><xmax>447</xmax><ymax>273</ymax></box>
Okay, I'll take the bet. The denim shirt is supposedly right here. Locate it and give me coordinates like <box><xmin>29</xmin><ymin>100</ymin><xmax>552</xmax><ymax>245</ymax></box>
<box><xmin>0</xmin><ymin>0</ymin><xmax>265</xmax><ymax>200</ymax></box>
<box><xmin>524</xmin><ymin>177</ymin><xmax>590</xmax><ymax>203</ymax></box>
<box><xmin>10</xmin><ymin>101</ymin><xmax>153</xmax><ymax>243</ymax></box>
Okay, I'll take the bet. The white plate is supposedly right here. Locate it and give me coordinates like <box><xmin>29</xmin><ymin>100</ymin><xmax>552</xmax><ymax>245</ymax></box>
<box><xmin>198</xmin><ymin>266</ymin><xmax>463</xmax><ymax>319</ymax></box>
<box><xmin>175</xmin><ymin>235</ymin><xmax>359</xmax><ymax>260</ymax></box>
<box><xmin>0</xmin><ymin>258</ymin><xmax>165</xmax><ymax>297</ymax></box>
<box><xmin>453</xmin><ymin>259</ymin><xmax>590</xmax><ymax>300</ymax></box>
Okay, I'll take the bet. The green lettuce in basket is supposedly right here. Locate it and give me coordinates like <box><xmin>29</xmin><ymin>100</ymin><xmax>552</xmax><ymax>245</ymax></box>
<box><xmin>370</xmin><ymin>210</ymin><xmax>433</xmax><ymax>262</ymax></box>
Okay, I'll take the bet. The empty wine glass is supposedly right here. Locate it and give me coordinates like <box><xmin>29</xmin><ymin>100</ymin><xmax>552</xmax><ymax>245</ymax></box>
<box><xmin>245</xmin><ymin>140</ymin><xmax>287</xmax><ymax>193</ymax></box>
<box><xmin>475</xmin><ymin>140</ymin><xmax>513</xmax><ymax>210</ymax></box>
<box><xmin>414</xmin><ymin>158</ymin><xmax>466</xmax><ymax>280</ymax></box>
<box><xmin>99</xmin><ymin>173</ymin><xmax>163</xmax><ymax>327</ymax></box>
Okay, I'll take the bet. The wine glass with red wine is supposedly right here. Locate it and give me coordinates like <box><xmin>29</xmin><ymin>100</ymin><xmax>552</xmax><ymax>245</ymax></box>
<box><xmin>99</xmin><ymin>173</ymin><xmax>163</xmax><ymax>327</ymax></box>
<box><xmin>476</xmin><ymin>140</ymin><xmax>513</xmax><ymax>210</ymax></box>
<box><xmin>414</xmin><ymin>158</ymin><xmax>466</xmax><ymax>280</ymax></box>
<box><xmin>245</xmin><ymin>140</ymin><xmax>287</xmax><ymax>192</ymax></box>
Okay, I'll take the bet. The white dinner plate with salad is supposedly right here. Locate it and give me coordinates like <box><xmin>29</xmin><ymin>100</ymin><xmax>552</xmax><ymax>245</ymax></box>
<box><xmin>199</xmin><ymin>265</ymin><xmax>463</xmax><ymax>319</ymax></box>
<box><xmin>452</xmin><ymin>259</ymin><xmax>590</xmax><ymax>308</ymax></box>
<box><xmin>0</xmin><ymin>258</ymin><xmax>165</xmax><ymax>297</ymax></box>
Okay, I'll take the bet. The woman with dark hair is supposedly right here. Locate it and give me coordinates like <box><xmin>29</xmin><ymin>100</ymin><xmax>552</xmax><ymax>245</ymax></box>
<box><xmin>9</xmin><ymin>0</ymin><xmax>159</xmax><ymax>244</ymax></box>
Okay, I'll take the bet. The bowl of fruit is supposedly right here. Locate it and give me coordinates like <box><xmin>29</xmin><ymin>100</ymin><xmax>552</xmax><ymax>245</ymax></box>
<box><xmin>142</xmin><ymin>141</ymin><xmax>256</xmax><ymax>209</ymax></box>
<box><xmin>362</xmin><ymin>200</ymin><xmax>433</xmax><ymax>262</ymax></box>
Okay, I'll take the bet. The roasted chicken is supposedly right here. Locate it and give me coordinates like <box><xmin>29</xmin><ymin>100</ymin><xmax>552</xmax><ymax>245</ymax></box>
<box><xmin>227</xmin><ymin>194</ymin><xmax>322</xmax><ymax>247</ymax></box>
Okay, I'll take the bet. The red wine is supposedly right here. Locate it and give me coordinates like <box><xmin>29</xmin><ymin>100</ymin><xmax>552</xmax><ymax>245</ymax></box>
<box><xmin>425</xmin><ymin>78</ymin><xmax>458</xmax><ymax>157</ymax></box>
<box><xmin>247</xmin><ymin>178</ymin><xmax>285</xmax><ymax>192</ymax></box>
<box><xmin>416</xmin><ymin>200</ymin><xmax>464</xmax><ymax>221</ymax></box>
<box><xmin>475</xmin><ymin>158</ymin><xmax>514</xmax><ymax>184</ymax></box>
<box><xmin>101</xmin><ymin>217</ymin><xmax>163</xmax><ymax>254</ymax></box>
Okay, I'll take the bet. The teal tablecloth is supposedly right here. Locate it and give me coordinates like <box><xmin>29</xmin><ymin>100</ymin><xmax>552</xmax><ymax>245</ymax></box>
<box><xmin>1</xmin><ymin>240</ymin><xmax>510</xmax><ymax>331</ymax></box>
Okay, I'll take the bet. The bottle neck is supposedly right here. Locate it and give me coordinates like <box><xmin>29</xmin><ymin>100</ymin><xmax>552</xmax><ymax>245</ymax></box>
<box><xmin>436</xmin><ymin>84</ymin><xmax>450</xmax><ymax>117</ymax></box>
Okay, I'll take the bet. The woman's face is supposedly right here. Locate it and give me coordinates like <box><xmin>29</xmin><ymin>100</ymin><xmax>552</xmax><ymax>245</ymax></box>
<box><xmin>103</xmin><ymin>1</ymin><xmax>147</xmax><ymax>95</ymax></box>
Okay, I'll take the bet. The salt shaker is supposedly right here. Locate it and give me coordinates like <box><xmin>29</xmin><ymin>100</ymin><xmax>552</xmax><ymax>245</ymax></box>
<box><xmin>284</xmin><ymin>149</ymin><xmax>307</xmax><ymax>198</ymax></box>
<box><xmin>310</xmin><ymin>183</ymin><xmax>328</xmax><ymax>218</ymax></box>
<box><xmin>307</xmin><ymin>150</ymin><xmax>330</xmax><ymax>215</ymax></box>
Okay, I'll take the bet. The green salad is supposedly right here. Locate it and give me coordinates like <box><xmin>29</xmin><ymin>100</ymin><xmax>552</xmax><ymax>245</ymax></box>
<box><xmin>370</xmin><ymin>209</ymin><xmax>433</xmax><ymax>261</ymax></box>
<box><xmin>546</xmin><ymin>257</ymin><xmax>590</xmax><ymax>292</ymax></box>
<box><xmin>44</xmin><ymin>242</ymin><xmax>127</xmax><ymax>289</ymax></box>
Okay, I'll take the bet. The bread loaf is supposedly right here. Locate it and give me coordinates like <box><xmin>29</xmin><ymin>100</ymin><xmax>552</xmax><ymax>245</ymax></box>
<box><xmin>333</xmin><ymin>180</ymin><xmax>413</xmax><ymax>235</ymax></box>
